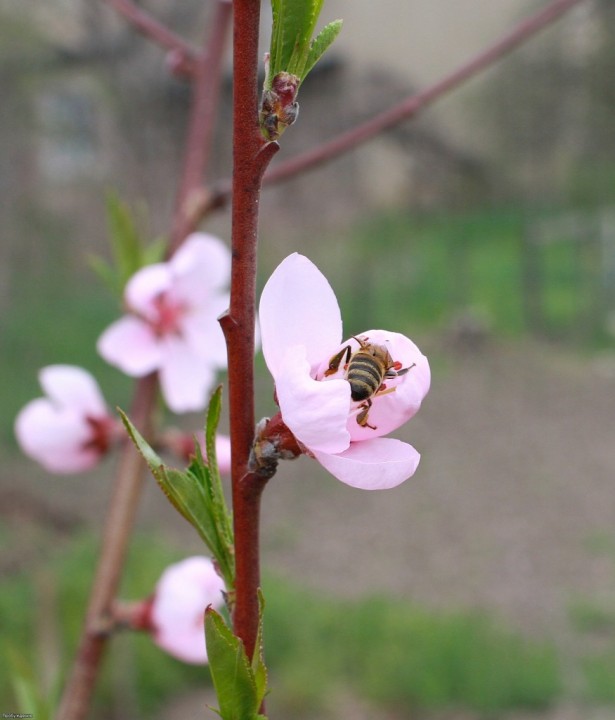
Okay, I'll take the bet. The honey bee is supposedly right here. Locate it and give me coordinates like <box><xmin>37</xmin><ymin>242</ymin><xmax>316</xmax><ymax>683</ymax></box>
<box><xmin>324</xmin><ymin>336</ymin><xmax>415</xmax><ymax>429</ymax></box>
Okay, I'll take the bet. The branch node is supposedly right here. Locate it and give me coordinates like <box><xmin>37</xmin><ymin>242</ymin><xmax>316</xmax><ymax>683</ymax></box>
<box><xmin>218</xmin><ymin>309</ymin><xmax>238</xmax><ymax>339</ymax></box>
<box><xmin>254</xmin><ymin>141</ymin><xmax>281</xmax><ymax>182</ymax></box>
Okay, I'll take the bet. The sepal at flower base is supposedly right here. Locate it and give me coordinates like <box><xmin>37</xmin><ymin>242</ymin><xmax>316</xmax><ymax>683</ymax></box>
<box><xmin>205</xmin><ymin>596</ymin><xmax>268</xmax><ymax>720</ymax></box>
<box><xmin>119</xmin><ymin>387</ymin><xmax>234</xmax><ymax>590</ymax></box>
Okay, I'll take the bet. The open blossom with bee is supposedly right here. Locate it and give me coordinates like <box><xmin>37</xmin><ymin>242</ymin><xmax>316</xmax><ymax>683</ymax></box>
<box><xmin>259</xmin><ymin>253</ymin><xmax>430</xmax><ymax>490</ymax></box>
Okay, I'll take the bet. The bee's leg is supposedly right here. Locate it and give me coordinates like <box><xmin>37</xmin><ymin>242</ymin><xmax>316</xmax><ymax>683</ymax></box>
<box><xmin>386</xmin><ymin>361</ymin><xmax>416</xmax><ymax>379</ymax></box>
<box><xmin>374</xmin><ymin>385</ymin><xmax>397</xmax><ymax>398</ymax></box>
<box><xmin>324</xmin><ymin>344</ymin><xmax>352</xmax><ymax>377</ymax></box>
<box><xmin>356</xmin><ymin>399</ymin><xmax>377</xmax><ymax>429</ymax></box>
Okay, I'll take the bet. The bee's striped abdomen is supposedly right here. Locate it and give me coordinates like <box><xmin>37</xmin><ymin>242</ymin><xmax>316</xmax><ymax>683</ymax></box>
<box><xmin>347</xmin><ymin>353</ymin><xmax>385</xmax><ymax>402</ymax></box>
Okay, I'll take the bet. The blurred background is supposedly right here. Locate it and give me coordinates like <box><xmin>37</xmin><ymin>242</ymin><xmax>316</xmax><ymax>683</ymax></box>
<box><xmin>3</xmin><ymin>0</ymin><xmax>615</xmax><ymax>717</ymax></box>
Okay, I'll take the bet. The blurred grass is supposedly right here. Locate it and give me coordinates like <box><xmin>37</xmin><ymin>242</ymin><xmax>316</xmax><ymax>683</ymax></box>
<box><xmin>0</xmin><ymin>529</ymin><xmax>565</xmax><ymax>719</ymax></box>
<box><xmin>1</xmin><ymin>533</ymin><xmax>207</xmax><ymax>719</ymax></box>
<box><xmin>264</xmin><ymin>577</ymin><xmax>561</xmax><ymax>717</ymax></box>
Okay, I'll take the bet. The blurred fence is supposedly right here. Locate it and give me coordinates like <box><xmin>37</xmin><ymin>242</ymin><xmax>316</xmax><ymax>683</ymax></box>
<box><xmin>522</xmin><ymin>208</ymin><xmax>615</xmax><ymax>345</ymax></box>
<box><xmin>334</xmin><ymin>207</ymin><xmax>615</xmax><ymax>349</ymax></box>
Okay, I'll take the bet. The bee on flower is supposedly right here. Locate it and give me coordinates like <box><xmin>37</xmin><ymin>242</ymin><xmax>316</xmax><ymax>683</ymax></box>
<box><xmin>258</xmin><ymin>254</ymin><xmax>430</xmax><ymax>490</ymax></box>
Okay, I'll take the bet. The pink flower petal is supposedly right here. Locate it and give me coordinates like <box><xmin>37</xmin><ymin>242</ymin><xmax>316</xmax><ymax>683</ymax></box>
<box><xmin>158</xmin><ymin>337</ymin><xmax>216</xmax><ymax>413</ymax></box>
<box><xmin>259</xmin><ymin>254</ymin><xmax>343</xmax><ymax>377</ymax></box>
<box><xmin>171</xmin><ymin>233</ymin><xmax>232</xmax><ymax>298</ymax></box>
<box><xmin>97</xmin><ymin>316</ymin><xmax>163</xmax><ymax>376</ymax></box>
<box><xmin>215</xmin><ymin>434</ymin><xmax>231</xmax><ymax>475</ymax></box>
<box><xmin>312</xmin><ymin>438</ymin><xmax>421</xmax><ymax>490</ymax></box>
<box><xmin>275</xmin><ymin>345</ymin><xmax>351</xmax><ymax>455</ymax></box>
<box><xmin>14</xmin><ymin>399</ymin><xmax>99</xmax><ymax>473</ymax></box>
<box><xmin>151</xmin><ymin>556</ymin><xmax>225</xmax><ymax>664</ymax></box>
<box><xmin>314</xmin><ymin>330</ymin><xmax>431</xmax><ymax>442</ymax></box>
<box><xmin>39</xmin><ymin>365</ymin><xmax>107</xmax><ymax>416</ymax></box>
<box><xmin>124</xmin><ymin>263</ymin><xmax>173</xmax><ymax>318</ymax></box>
<box><xmin>181</xmin><ymin>294</ymin><xmax>229</xmax><ymax>367</ymax></box>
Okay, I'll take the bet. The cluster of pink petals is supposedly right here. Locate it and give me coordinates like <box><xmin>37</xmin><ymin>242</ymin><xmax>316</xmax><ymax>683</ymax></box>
<box><xmin>14</xmin><ymin>365</ymin><xmax>116</xmax><ymax>474</ymax></box>
<box><xmin>150</xmin><ymin>556</ymin><xmax>226</xmax><ymax>664</ymax></box>
<box><xmin>97</xmin><ymin>233</ymin><xmax>231</xmax><ymax>413</ymax></box>
<box><xmin>259</xmin><ymin>254</ymin><xmax>430</xmax><ymax>490</ymax></box>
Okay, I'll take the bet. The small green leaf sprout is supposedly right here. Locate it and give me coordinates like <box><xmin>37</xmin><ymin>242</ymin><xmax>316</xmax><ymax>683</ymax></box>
<box><xmin>260</xmin><ymin>0</ymin><xmax>342</xmax><ymax>141</ymax></box>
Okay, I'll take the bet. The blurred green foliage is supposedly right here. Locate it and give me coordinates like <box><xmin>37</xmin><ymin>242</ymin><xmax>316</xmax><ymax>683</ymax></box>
<box><xmin>1</xmin><ymin>533</ymin><xmax>206</xmax><ymax>719</ymax></box>
<box><xmin>263</xmin><ymin>577</ymin><xmax>561</xmax><ymax>716</ymax></box>
<box><xmin>0</xmin><ymin>528</ymin><xmax>566</xmax><ymax>718</ymax></box>
<box><xmin>5</xmin><ymin>528</ymin><xmax>615</xmax><ymax>716</ymax></box>
<box><xmin>582</xmin><ymin>652</ymin><xmax>615</xmax><ymax>703</ymax></box>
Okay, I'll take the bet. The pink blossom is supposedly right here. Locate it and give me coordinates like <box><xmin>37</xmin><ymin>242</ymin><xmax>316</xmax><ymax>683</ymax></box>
<box><xmin>97</xmin><ymin>233</ymin><xmax>231</xmax><ymax>413</ymax></box>
<box><xmin>14</xmin><ymin>365</ymin><xmax>117</xmax><ymax>474</ymax></box>
<box><xmin>209</xmin><ymin>433</ymin><xmax>231</xmax><ymax>475</ymax></box>
<box><xmin>150</xmin><ymin>556</ymin><xmax>226</xmax><ymax>664</ymax></box>
<box><xmin>259</xmin><ymin>253</ymin><xmax>430</xmax><ymax>490</ymax></box>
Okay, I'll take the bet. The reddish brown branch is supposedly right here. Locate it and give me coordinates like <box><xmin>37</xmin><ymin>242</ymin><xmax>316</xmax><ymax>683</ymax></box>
<box><xmin>56</xmin><ymin>374</ymin><xmax>158</xmax><ymax>720</ymax></box>
<box><xmin>203</xmin><ymin>0</ymin><xmax>587</xmax><ymax>210</ymax></box>
<box><xmin>222</xmin><ymin>0</ymin><xmax>278</xmax><ymax>664</ymax></box>
<box><xmin>103</xmin><ymin>0</ymin><xmax>199</xmax><ymax>73</ymax></box>
<box><xmin>168</xmin><ymin>0</ymin><xmax>233</xmax><ymax>255</ymax></box>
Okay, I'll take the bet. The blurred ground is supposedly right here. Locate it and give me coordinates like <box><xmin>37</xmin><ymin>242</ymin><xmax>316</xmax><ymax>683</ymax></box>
<box><xmin>4</xmin><ymin>337</ymin><xmax>615</xmax><ymax>718</ymax></box>
<box><xmin>260</xmin><ymin>337</ymin><xmax>615</xmax><ymax>636</ymax></box>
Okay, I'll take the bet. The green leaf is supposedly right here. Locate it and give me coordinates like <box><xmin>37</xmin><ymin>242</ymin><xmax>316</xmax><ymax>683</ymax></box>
<box><xmin>142</xmin><ymin>235</ymin><xmax>167</xmax><ymax>266</ymax></box>
<box><xmin>206</xmin><ymin>386</ymin><xmax>223</xmax><ymax>482</ymax></box>
<box><xmin>205</xmin><ymin>387</ymin><xmax>234</xmax><ymax>548</ymax></box>
<box><xmin>119</xmin><ymin>401</ymin><xmax>235</xmax><ymax>590</ymax></box>
<box><xmin>285</xmin><ymin>0</ymin><xmax>323</xmax><ymax>78</ymax></box>
<box><xmin>5</xmin><ymin>645</ymin><xmax>56</xmax><ymax>720</ymax></box>
<box><xmin>302</xmin><ymin>18</ymin><xmax>343</xmax><ymax>83</ymax></box>
<box><xmin>87</xmin><ymin>254</ymin><xmax>119</xmax><ymax>295</ymax></box>
<box><xmin>268</xmin><ymin>0</ymin><xmax>335</xmax><ymax>83</ymax></box>
<box><xmin>251</xmin><ymin>590</ymin><xmax>268</xmax><ymax>708</ymax></box>
<box><xmin>91</xmin><ymin>192</ymin><xmax>166</xmax><ymax>298</ymax></box>
<box><xmin>106</xmin><ymin>191</ymin><xmax>143</xmax><ymax>287</ymax></box>
<box><xmin>205</xmin><ymin>609</ymin><xmax>261</xmax><ymax>720</ymax></box>
<box><xmin>119</xmin><ymin>409</ymin><xmax>209</xmax><ymax>532</ymax></box>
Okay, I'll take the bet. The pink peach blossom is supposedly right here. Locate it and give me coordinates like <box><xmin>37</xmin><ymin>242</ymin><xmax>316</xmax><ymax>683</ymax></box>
<box><xmin>259</xmin><ymin>253</ymin><xmax>430</xmax><ymax>489</ymax></box>
<box><xmin>14</xmin><ymin>365</ymin><xmax>117</xmax><ymax>474</ymax></box>
<box><xmin>97</xmin><ymin>233</ymin><xmax>231</xmax><ymax>413</ymax></box>
<box><xmin>210</xmin><ymin>433</ymin><xmax>231</xmax><ymax>475</ymax></box>
<box><xmin>150</xmin><ymin>556</ymin><xmax>226</xmax><ymax>664</ymax></box>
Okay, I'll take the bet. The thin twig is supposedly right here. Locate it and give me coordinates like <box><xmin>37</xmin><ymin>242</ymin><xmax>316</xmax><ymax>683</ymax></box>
<box><xmin>168</xmin><ymin>0</ymin><xmax>233</xmax><ymax>255</ymax></box>
<box><xmin>103</xmin><ymin>0</ymin><xmax>199</xmax><ymax>73</ymax></box>
<box><xmin>203</xmin><ymin>0</ymin><xmax>587</xmax><ymax>210</ymax></box>
<box><xmin>56</xmin><ymin>375</ymin><xmax>158</xmax><ymax>720</ymax></box>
